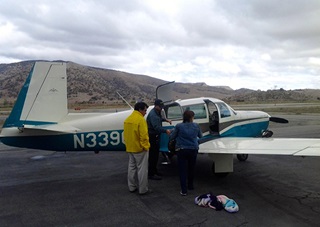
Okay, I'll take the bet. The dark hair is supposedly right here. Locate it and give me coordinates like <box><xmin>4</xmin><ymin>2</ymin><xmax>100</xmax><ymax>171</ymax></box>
<box><xmin>134</xmin><ymin>102</ymin><xmax>148</xmax><ymax>111</ymax></box>
<box><xmin>183</xmin><ymin>110</ymin><xmax>195</xmax><ymax>123</ymax></box>
<box><xmin>154</xmin><ymin>99</ymin><xmax>164</xmax><ymax>107</ymax></box>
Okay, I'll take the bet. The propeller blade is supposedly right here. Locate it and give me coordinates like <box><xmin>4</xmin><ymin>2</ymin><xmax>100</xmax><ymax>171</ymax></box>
<box><xmin>270</xmin><ymin>117</ymin><xmax>289</xmax><ymax>124</ymax></box>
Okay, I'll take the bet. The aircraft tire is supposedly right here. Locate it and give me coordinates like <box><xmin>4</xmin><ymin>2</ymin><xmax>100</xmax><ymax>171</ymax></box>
<box><xmin>237</xmin><ymin>154</ymin><xmax>248</xmax><ymax>161</ymax></box>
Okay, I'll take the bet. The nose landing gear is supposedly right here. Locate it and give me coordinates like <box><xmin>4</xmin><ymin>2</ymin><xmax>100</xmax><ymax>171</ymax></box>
<box><xmin>262</xmin><ymin>130</ymin><xmax>273</xmax><ymax>138</ymax></box>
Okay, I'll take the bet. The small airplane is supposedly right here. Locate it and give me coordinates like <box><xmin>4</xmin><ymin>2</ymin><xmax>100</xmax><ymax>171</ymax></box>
<box><xmin>1</xmin><ymin>61</ymin><xmax>319</xmax><ymax>175</ymax></box>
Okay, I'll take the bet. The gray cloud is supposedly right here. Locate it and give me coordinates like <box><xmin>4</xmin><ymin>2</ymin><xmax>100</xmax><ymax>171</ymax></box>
<box><xmin>0</xmin><ymin>0</ymin><xmax>319</xmax><ymax>90</ymax></box>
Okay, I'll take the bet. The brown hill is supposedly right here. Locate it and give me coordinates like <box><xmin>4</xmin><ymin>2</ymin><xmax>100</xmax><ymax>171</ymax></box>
<box><xmin>0</xmin><ymin>61</ymin><xmax>319</xmax><ymax>107</ymax></box>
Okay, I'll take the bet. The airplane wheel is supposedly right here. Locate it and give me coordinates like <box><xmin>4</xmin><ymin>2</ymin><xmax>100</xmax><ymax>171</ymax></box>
<box><xmin>211</xmin><ymin>162</ymin><xmax>229</xmax><ymax>178</ymax></box>
<box><xmin>237</xmin><ymin>154</ymin><xmax>248</xmax><ymax>161</ymax></box>
<box><xmin>262</xmin><ymin>130</ymin><xmax>273</xmax><ymax>138</ymax></box>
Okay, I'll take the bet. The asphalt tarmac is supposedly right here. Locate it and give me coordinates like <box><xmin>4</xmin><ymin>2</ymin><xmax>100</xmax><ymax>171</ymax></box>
<box><xmin>0</xmin><ymin>114</ymin><xmax>319</xmax><ymax>227</ymax></box>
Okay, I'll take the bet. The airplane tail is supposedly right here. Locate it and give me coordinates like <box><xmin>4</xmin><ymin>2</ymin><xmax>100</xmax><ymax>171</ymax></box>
<box><xmin>3</xmin><ymin>61</ymin><xmax>68</xmax><ymax>128</ymax></box>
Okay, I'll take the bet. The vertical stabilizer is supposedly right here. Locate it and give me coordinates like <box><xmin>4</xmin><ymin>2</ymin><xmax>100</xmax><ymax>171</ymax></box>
<box><xmin>3</xmin><ymin>61</ymin><xmax>68</xmax><ymax>127</ymax></box>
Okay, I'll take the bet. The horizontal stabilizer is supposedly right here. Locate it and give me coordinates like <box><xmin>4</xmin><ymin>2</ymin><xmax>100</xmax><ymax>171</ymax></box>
<box><xmin>23</xmin><ymin>124</ymin><xmax>80</xmax><ymax>133</ymax></box>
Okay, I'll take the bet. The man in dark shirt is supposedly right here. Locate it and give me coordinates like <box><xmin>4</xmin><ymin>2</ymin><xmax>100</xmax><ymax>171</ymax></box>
<box><xmin>147</xmin><ymin>99</ymin><xmax>171</xmax><ymax>180</ymax></box>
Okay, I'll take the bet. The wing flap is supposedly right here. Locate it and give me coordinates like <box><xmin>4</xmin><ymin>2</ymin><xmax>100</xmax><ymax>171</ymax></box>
<box><xmin>199</xmin><ymin>138</ymin><xmax>320</xmax><ymax>156</ymax></box>
<box><xmin>294</xmin><ymin>143</ymin><xmax>320</xmax><ymax>156</ymax></box>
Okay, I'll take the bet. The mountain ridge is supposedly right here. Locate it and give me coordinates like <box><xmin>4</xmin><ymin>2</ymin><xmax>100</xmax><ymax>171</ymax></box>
<box><xmin>0</xmin><ymin>60</ymin><xmax>319</xmax><ymax>106</ymax></box>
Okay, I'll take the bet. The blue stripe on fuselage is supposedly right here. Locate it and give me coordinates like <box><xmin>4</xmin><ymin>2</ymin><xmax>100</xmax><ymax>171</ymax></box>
<box><xmin>220</xmin><ymin>121</ymin><xmax>269</xmax><ymax>137</ymax></box>
<box><xmin>1</xmin><ymin>121</ymin><xmax>269</xmax><ymax>151</ymax></box>
<box><xmin>1</xmin><ymin>130</ymin><xmax>126</xmax><ymax>152</ymax></box>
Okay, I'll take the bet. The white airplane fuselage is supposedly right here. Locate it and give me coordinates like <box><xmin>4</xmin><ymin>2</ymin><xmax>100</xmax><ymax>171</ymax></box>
<box><xmin>0</xmin><ymin>96</ymin><xmax>270</xmax><ymax>152</ymax></box>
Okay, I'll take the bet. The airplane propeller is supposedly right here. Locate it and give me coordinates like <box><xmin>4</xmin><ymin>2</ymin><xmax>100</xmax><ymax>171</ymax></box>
<box><xmin>269</xmin><ymin>117</ymin><xmax>289</xmax><ymax>123</ymax></box>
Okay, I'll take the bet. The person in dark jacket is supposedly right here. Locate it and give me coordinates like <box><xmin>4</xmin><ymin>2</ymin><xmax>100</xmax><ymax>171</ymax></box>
<box><xmin>170</xmin><ymin>110</ymin><xmax>203</xmax><ymax>196</ymax></box>
<box><xmin>147</xmin><ymin>99</ymin><xmax>171</xmax><ymax>180</ymax></box>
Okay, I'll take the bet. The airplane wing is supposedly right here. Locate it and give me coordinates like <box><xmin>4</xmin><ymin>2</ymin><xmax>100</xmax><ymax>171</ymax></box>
<box><xmin>199</xmin><ymin>137</ymin><xmax>320</xmax><ymax>156</ymax></box>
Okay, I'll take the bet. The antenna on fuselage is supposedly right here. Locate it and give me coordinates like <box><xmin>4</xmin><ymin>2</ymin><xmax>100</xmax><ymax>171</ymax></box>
<box><xmin>116</xmin><ymin>92</ymin><xmax>133</xmax><ymax>109</ymax></box>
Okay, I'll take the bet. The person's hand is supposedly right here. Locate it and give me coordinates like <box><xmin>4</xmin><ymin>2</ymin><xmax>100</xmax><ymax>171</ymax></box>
<box><xmin>165</xmin><ymin>129</ymin><xmax>171</xmax><ymax>135</ymax></box>
<box><xmin>167</xmin><ymin>120</ymin><xmax>172</xmax><ymax>125</ymax></box>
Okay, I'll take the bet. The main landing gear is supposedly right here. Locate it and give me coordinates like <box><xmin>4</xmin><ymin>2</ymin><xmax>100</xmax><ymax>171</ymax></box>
<box><xmin>236</xmin><ymin>154</ymin><xmax>248</xmax><ymax>161</ymax></box>
<box><xmin>235</xmin><ymin>129</ymin><xmax>274</xmax><ymax>162</ymax></box>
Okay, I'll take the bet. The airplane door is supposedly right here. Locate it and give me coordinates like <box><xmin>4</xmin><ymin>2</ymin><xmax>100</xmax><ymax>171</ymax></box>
<box><xmin>156</xmin><ymin>81</ymin><xmax>174</xmax><ymax>104</ymax></box>
<box><xmin>204</xmin><ymin>100</ymin><xmax>219</xmax><ymax>135</ymax></box>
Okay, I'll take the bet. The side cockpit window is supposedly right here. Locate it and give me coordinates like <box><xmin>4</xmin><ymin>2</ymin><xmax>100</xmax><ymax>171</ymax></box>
<box><xmin>166</xmin><ymin>103</ymin><xmax>208</xmax><ymax>120</ymax></box>
<box><xmin>182</xmin><ymin>104</ymin><xmax>207</xmax><ymax>119</ymax></box>
<box><xmin>166</xmin><ymin>104</ymin><xmax>183</xmax><ymax>120</ymax></box>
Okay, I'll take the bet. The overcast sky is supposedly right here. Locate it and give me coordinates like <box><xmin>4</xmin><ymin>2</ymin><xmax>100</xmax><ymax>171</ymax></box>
<box><xmin>0</xmin><ymin>0</ymin><xmax>319</xmax><ymax>90</ymax></box>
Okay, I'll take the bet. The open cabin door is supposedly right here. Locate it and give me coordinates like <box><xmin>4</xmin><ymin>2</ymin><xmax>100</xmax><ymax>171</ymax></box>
<box><xmin>204</xmin><ymin>99</ymin><xmax>220</xmax><ymax>135</ymax></box>
<box><xmin>157</xmin><ymin>81</ymin><xmax>175</xmax><ymax>153</ymax></box>
<box><xmin>156</xmin><ymin>81</ymin><xmax>175</xmax><ymax>104</ymax></box>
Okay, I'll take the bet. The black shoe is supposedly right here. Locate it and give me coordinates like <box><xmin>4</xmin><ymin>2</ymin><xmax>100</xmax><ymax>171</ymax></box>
<box><xmin>129</xmin><ymin>189</ymin><xmax>137</xmax><ymax>193</ymax></box>
<box><xmin>139</xmin><ymin>189</ymin><xmax>153</xmax><ymax>195</ymax></box>
<box><xmin>180</xmin><ymin>191</ymin><xmax>187</xmax><ymax>196</ymax></box>
<box><xmin>161</xmin><ymin>161</ymin><xmax>171</xmax><ymax>165</ymax></box>
<box><xmin>148</xmin><ymin>175</ymin><xmax>162</xmax><ymax>180</ymax></box>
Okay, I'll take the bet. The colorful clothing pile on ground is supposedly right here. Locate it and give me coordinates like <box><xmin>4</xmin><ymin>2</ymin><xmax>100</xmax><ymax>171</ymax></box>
<box><xmin>194</xmin><ymin>193</ymin><xmax>239</xmax><ymax>213</ymax></box>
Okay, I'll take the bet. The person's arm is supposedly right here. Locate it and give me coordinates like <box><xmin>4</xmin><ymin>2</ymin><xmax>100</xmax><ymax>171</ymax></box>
<box><xmin>170</xmin><ymin>124</ymin><xmax>179</xmax><ymax>140</ymax></box>
<box><xmin>149</xmin><ymin>111</ymin><xmax>169</xmax><ymax>134</ymax></box>
<box><xmin>161</xmin><ymin>109</ymin><xmax>172</xmax><ymax>125</ymax></box>
<box><xmin>140</xmin><ymin>119</ymin><xmax>150</xmax><ymax>151</ymax></box>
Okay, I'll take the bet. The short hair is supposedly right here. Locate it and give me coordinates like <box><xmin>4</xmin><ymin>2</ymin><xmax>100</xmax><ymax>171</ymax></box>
<box><xmin>134</xmin><ymin>102</ymin><xmax>148</xmax><ymax>111</ymax></box>
<box><xmin>154</xmin><ymin>99</ymin><xmax>164</xmax><ymax>107</ymax></box>
<box><xmin>183</xmin><ymin>110</ymin><xmax>195</xmax><ymax>123</ymax></box>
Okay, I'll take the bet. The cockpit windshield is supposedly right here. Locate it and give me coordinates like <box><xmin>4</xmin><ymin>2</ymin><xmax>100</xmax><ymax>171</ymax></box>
<box><xmin>216</xmin><ymin>102</ymin><xmax>231</xmax><ymax>118</ymax></box>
